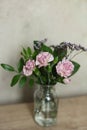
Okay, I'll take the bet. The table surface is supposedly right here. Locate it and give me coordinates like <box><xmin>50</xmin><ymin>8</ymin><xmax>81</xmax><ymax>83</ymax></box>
<box><xmin>0</xmin><ymin>96</ymin><xmax>87</xmax><ymax>130</ymax></box>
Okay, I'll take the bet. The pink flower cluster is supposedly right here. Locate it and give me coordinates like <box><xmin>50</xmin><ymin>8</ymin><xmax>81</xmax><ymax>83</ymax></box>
<box><xmin>36</xmin><ymin>52</ymin><xmax>54</xmax><ymax>68</ymax></box>
<box><xmin>23</xmin><ymin>60</ymin><xmax>35</xmax><ymax>76</ymax></box>
<box><xmin>23</xmin><ymin>52</ymin><xmax>54</xmax><ymax>76</ymax></box>
<box><xmin>56</xmin><ymin>58</ymin><xmax>74</xmax><ymax>84</ymax></box>
<box><xmin>23</xmin><ymin>52</ymin><xmax>74</xmax><ymax>84</ymax></box>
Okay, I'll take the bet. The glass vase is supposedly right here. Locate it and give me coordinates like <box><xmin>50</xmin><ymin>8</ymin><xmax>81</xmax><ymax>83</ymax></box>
<box><xmin>34</xmin><ymin>84</ymin><xmax>58</xmax><ymax>127</ymax></box>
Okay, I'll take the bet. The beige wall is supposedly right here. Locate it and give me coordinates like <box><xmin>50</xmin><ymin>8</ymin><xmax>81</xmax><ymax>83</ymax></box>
<box><xmin>0</xmin><ymin>0</ymin><xmax>87</xmax><ymax>104</ymax></box>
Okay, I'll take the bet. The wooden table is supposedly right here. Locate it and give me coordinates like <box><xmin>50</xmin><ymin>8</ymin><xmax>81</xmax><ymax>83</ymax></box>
<box><xmin>0</xmin><ymin>96</ymin><xmax>87</xmax><ymax>130</ymax></box>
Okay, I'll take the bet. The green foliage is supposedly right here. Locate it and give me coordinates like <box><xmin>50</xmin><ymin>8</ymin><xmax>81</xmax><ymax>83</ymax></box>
<box><xmin>0</xmin><ymin>40</ymin><xmax>84</xmax><ymax>88</ymax></box>
<box><xmin>11</xmin><ymin>75</ymin><xmax>20</xmax><ymax>87</ymax></box>
<box><xmin>53</xmin><ymin>47</ymin><xmax>67</xmax><ymax>61</ymax></box>
<box><xmin>71</xmin><ymin>61</ymin><xmax>80</xmax><ymax>76</ymax></box>
<box><xmin>29</xmin><ymin>78</ymin><xmax>34</xmax><ymax>87</ymax></box>
<box><xmin>1</xmin><ymin>64</ymin><xmax>15</xmax><ymax>72</ymax></box>
<box><xmin>56</xmin><ymin>76</ymin><xmax>64</xmax><ymax>84</ymax></box>
<box><xmin>34</xmin><ymin>68</ymin><xmax>41</xmax><ymax>76</ymax></box>
<box><xmin>51</xmin><ymin>57</ymin><xmax>58</xmax><ymax>67</ymax></box>
<box><xmin>21</xmin><ymin>47</ymin><xmax>32</xmax><ymax>60</ymax></box>
<box><xmin>32</xmin><ymin>51</ymin><xmax>39</xmax><ymax>59</ymax></box>
<box><xmin>41</xmin><ymin>44</ymin><xmax>53</xmax><ymax>54</ymax></box>
<box><xmin>47</xmin><ymin>65</ymin><xmax>52</xmax><ymax>73</ymax></box>
<box><xmin>19</xmin><ymin>76</ymin><xmax>27</xmax><ymax>88</ymax></box>
<box><xmin>17</xmin><ymin>58</ymin><xmax>24</xmax><ymax>72</ymax></box>
<box><xmin>27</xmin><ymin>47</ymin><xmax>32</xmax><ymax>56</ymax></box>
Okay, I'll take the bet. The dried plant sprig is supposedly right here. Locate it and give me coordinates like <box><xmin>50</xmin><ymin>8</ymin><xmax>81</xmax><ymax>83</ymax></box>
<box><xmin>34</xmin><ymin>39</ymin><xmax>47</xmax><ymax>50</ymax></box>
<box><xmin>50</xmin><ymin>42</ymin><xmax>87</xmax><ymax>51</ymax></box>
<box><xmin>50</xmin><ymin>42</ymin><xmax>87</xmax><ymax>60</ymax></box>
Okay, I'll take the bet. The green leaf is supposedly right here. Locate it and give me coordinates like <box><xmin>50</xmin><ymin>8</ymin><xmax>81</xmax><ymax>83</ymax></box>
<box><xmin>47</xmin><ymin>65</ymin><xmax>52</xmax><ymax>72</ymax></box>
<box><xmin>40</xmin><ymin>75</ymin><xmax>47</xmax><ymax>84</ymax></box>
<box><xmin>56</xmin><ymin>76</ymin><xmax>64</xmax><ymax>84</ymax></box>
<box><xmin>32</xmin><ymin>51</ymin><xmax>39</xmax><ymax>59</ymax></box>
<box><xmin>29</xmin><ymin>78</ymin><xmax>34</xmax><ymax>87</ymax></box>
<box><xmin>1</xmin><ymin>64</ymin><xmax>15</xmax><ymax>72</ymax></box>
<box><xmin>41</xmin><ymin>44</ymin><xmax>53</xmax><ymax>54</ymax></box>
<box><xmin>51</xmin><ymin>57</ymin><xmax>58</xmax><ymax>67</ymax></box>
<box><xmin>71</xmin><ymin>61</ymin><xmax>80</xmax><ymax>76</ymax></box>
<box><xmin>53</xmin><ymin>47</ymin><xmax>67</xmax><ymax>60</ymax></box>
<box><xmin>25</xmin><ymin>47</ymin><xmax>32</xmax><ymax>59</ymax></box>
<box><xmin>21</xmin><ymin>47</ymin><xmax>32</xmax><ymax>60</ymax></box>
<box><xmin>11</xmin><ymin>75</ymin><xmax>20</xmax><ymax>87</ymax></box>
<box><xmin>34</xmin><ymin>68</ymin><xmax>40</xmax><ymax>76</ymax></box>
<box><xmin>23</xmin><ymin>47</ymin><xmax>27</xmax><ymax>55</ymax></box>
<box><xmin>21</xmin><ymin>47</ymin><xmax>27</xmax><ymax>60</ymax></box>
<box><xmin>19</xmin><ymin>76</ymin><xmax>27</xmax><ymax>88</ymax></box>
<box><xmin>54</xmin><ymin>57</ymin><xmax>58</xmax><ymax>63</ymax></box>
<box><xmin>27</xmin><ymin>47</ymin><xmax>32</xmax><ymax>56</ymax></box>
<box><xmin>17</xmin><ymin>58</ymin><xmax>24</xmax><ymax>72</ymax></box>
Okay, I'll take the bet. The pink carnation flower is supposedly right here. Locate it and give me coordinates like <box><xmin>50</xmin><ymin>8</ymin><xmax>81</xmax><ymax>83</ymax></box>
<box><xmin>63</xmin><ymin>78</ymin><xmax>71</xmax><ymax>84</ymax></box>
<box><xmin>23</xmin><ymin>60</ymin><xmax>35</xmax><ymax>76</ymax></box>
<box><xmin>36</xmin><ymin>52</ymin><xmax>54</xmax><ymax>68</ymax></box>
<box><xmin>56</xmin><ymin>58</ymin><xmax>74</xmax><ymax>78</ymax></box>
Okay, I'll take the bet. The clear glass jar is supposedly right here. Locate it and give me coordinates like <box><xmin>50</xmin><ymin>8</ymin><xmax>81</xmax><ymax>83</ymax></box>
<box><xmin>34</xmin><ymin>84</ymin><xmax>58</xmax><ymax>127</ymax></box>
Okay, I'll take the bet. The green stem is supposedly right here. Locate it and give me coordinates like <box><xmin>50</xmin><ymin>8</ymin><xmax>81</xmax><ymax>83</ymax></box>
<box><xmin>47</xmin><ymin>72</ymin><xmax>50</xmax><ymax>84</ymax></box>
<box><xmin>66</xmin><ymin>49</ymin><xmax>74</xmax><ymax>59</ymax></box>
<box><xmin>70</xmin><ymin>50</ymin><xmax>83</xmax><ymax>60</ymax></box>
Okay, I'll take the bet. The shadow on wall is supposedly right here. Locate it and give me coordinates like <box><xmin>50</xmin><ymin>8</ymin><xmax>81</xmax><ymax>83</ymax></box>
<box><xmin>22</xmin><ymin>82</ymin><xmax>35</xmax><ymax>103</ymax></box>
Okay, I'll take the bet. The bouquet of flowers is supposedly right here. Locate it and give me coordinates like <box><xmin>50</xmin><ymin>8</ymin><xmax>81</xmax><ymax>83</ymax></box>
<box><xmin>1</xmin><ymin>39</ymin><xmax>87</xmax><ymax>87</ymax></box>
